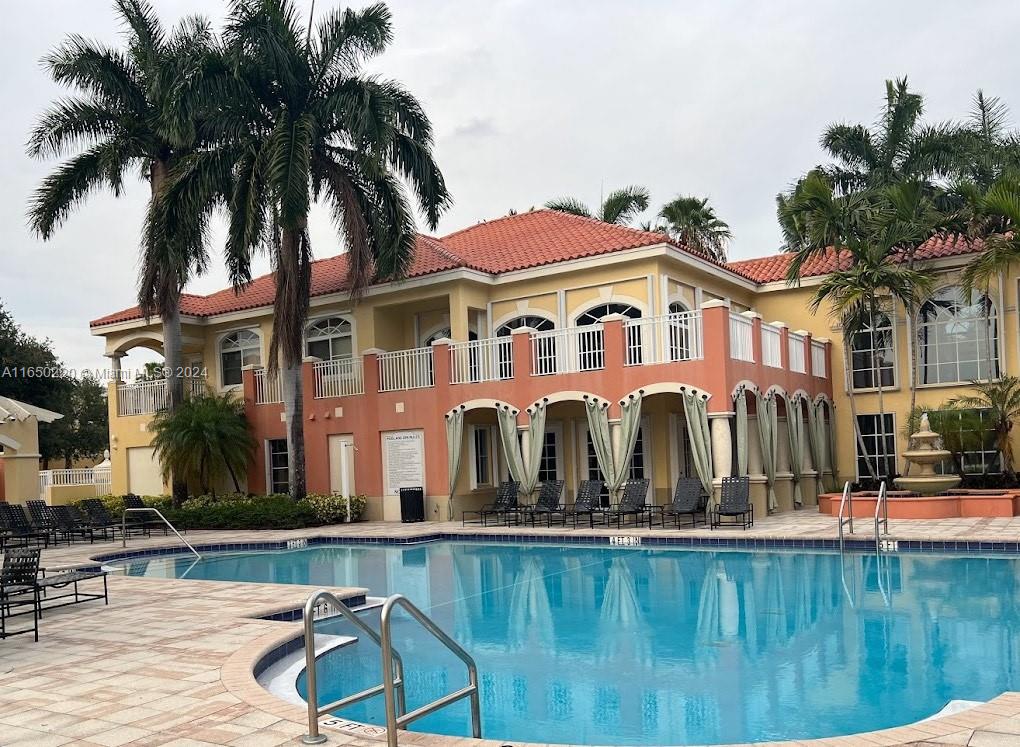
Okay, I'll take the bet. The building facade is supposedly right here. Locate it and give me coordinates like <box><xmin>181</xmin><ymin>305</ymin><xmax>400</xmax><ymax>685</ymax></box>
<box><xmin>89</xmin><ymin>210</ymin><xmax>1016</xmax><ymax>520</ymax></box>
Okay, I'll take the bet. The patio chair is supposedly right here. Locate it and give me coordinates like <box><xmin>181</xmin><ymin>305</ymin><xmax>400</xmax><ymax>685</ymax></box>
<box><xmin>36</xmin><ymin>564</ymin><xmax>109</xmax><ymax>615</ymax></box>
<box><xmin>122</xmin><ymin>494</ymin><xmax>168</xmax><ymax>535</ymax></box>
<box><xmin>604</xmin><ymin>479</ymin><xmax>653</xmax><ymax>529</ymax></box>
<box><xmin>560</xmin><ymin>480</ymin><xmax>607</xmax><ymax>528</ymax></box>
<box><xmin>50</xmin><ymin>505</ymin><xmax>94</xmax><ymax>545</ymax></box>
<box><xmin>709</xmin><ymin>476</ymin><xmax>753</xmax><ymax>530</ymax></box>
<box><xmin>0</xmin><ymin>503</ymin><xmax>49</xmax><ymax>549</ymax></box>
<box><xmin>0</xmin><ymin>547</ymin><xmax>41</xmax><ymax>641</ymax></box>
<box><xmin>25</xmin><ymin>500</ymin><xmax>59</xmax><ymax>544</ymax></box>
<box><xmin>518</xmin><ymin>480</ymin><xmax>565</xmax><ymax>527</ymax></box>
<box><xmin>657</xmin><ymin>478</ymin><xmax>705</xmax><ymax>528</ymax></box>
<box><xmin>462</xmin><ymin>481</ymin><xmax>520</xmax><ymax>526</ymax></box>
<box><xmin>79</xmin><ymin>498</ymin><xmax>130</xmax><ymax>540</ymax></box>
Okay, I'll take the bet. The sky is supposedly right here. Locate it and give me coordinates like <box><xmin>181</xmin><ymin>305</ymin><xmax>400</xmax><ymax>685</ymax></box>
<box><xmin>2</xmin><ymin>0</ymin><xmax>1019</xmax><ymax>375</ymax></box>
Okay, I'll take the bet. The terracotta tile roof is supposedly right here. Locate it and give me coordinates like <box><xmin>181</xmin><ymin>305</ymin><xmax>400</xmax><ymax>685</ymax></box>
<box><xmin>725</xmin><ymin>234</ymin><xmax>984</xmax><ymax>284</ymax></box>
<box><xmin>90</xmin><ymin>211</ymin><xmax>675</xmax><ymax>328</ymax></box>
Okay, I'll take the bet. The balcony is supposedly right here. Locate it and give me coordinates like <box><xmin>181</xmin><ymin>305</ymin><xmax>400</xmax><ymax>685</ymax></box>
<box><xmin>115</xmin><ymin>377</ymin><xmax>205</xmax><ymax>416</ymax></box>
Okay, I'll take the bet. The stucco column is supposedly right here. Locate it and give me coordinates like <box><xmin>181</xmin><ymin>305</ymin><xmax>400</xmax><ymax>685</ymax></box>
<box><xmin>105</xmin><ymin>352</ymin><xmax>125</xmax><ymax>383</ymax></box>
<box><xmin>708</xmin><ymin>411</ymin><xmax>734</xmax><ymax>480</ymax></box>
<box><xmin>510</xmin><ymin>327</ymin><xmax>533</xmax><ymax>379</ymax></box>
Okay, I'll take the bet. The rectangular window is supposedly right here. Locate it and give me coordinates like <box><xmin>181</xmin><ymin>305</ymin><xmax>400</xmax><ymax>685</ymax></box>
<box><xmin>537</xmin><ymin>431</ymin><xmax>558</xmax><ymax>484</ymax></box>
<box><xmin>855</xmin><ymin>414</ymin><xmax>896</xmax><ymax>480</ymax></box>
<box><xmin>930</xmin><ymin>409</ymin><xmax>1001</xmax><ymax>475</ymax></box>
<box><xmin>471</xmin><ymin>426</ymin><xmax>492</xmax><ymax>488</ymax></box>
<box><xmin>268</xmin><ymin>439</ymin><xmax>289</xmax><ymax>494</ymax></box>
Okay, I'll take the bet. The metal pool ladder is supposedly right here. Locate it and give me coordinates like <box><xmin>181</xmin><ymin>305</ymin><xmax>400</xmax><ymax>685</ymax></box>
<box><xmin>836</xmin><ymin>481</ymin><xmax>853</xmax><ymax>553</ymax></box>
<box><xmin>874</xmin><ymin>480</ymin><xmax>890</xmax><ymax>552</ymax></box>
<box><xmin>121</xmin><ymin>508</ymin><xmax>201</xmax><ymax>559</ymax></box>
<box><xmin>301</xmin><ymin>590</ymin><xmax>482</xmax><ymax>746</ymax></box>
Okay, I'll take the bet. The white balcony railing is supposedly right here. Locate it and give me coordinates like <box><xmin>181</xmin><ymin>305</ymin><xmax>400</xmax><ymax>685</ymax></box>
<box><xmin>788</xmin><ymin>332</ymin><xmax>807</xmax><ymax>373</ymax></box>
<box><xmin>39</xmin><ymin>466</ymin><xmax>111</xmax><ymax>498</ymax></box>
<box><xmin>729</xmin><ymin>313</ymin><xmax>754</xmax><ymax>362</ymax></box>
<box><xmin>313</xmin><ymin>357</ymin><xmax>364</xmax><ymax>399</ymax></box>
<box><xmin>117</xmin><ymin>377</ymin><xmax>205</xmax><ymax>416</ymax></box>
<box><xmin>761</xmin><ymin>323</ymin><xmax>782</xmax><ymax>368</ymax></box>
<box><xmin>449</xmin><ymin>337</ymin><xmax>513</xmax><ymax>384</ymax></box>
<box><xmin>624</xmin><ymin>312</ymin><xmax>704</xmax><ymax>365</ymax></box>
<box><xmin>530</xmin><ymin>324</ymin><xmax>605</xmax><ymax>375</ymax></box>
<box><xmin>811</xmin><ymin>340</ymin><xmax>827</xmax><ymax>377</ymax></box>
<box><xmin>378</xmin><ymin>348</ymin><xmax>434</xmax><ymax>392</ymax></box>
<box><xmin>253</xmin><ymin>368</ymin><xmax>282</xmax><ymax>404</ymax></box>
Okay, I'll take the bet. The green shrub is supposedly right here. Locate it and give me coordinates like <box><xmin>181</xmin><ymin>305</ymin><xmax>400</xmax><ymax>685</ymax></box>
<box><xmin>162</xmin><ymin>494</ymin><xmax>317</xmax><ymax>530</ymax></box>
<box><xmin>306</xmin><ymin>493</ymin><xmax>367</xmax><ymax>524</ymax></box>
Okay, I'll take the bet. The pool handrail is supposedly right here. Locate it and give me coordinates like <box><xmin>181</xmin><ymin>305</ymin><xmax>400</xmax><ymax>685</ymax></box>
<box><xmin>301</xmin><ymin>589</ymin><xmax>406</xmax><ymax>744</ymax></box>
<box><xmin>875</xmin><ymin>480</ymin><xmax>889</xmax><ymax>550</ymax></box>
<box><xmin>121</xmin><ymin>507</ymin><xmax>200</xmax><ymax>560</ymax></box>
<box><xmin>837</xmin><ymin>481</ymin><xmax>853</xmax><ymax>552</ymax></box>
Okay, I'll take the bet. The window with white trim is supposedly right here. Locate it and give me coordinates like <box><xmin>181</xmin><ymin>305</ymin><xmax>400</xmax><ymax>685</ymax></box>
<box><xmin>917</xmin><ymin>286</ymin><xmax>999</xmax><ymax>384</ymax></box>
<box><xmin>850</xmin><ymin>312</ymin><xmax>895</xmax><ymax>390</ymax></box>
<box><xmin>855</xmin><ymin>414</ymin><xmax>896</xmax><ymax>480</ymax></box>
<box><xmin>930</xmin><ymin>409</ymin><xmax>1001</xmax><ymax>475</ymax></box>
<box><xmin>496</xmin><ymin>316</ymin><xmax>554</xmax><ymax>378</ymax></box>
<box><xmin>470</xmin><ymin>425</ymin><xmax>494</xmax><ymax>488</ymax></box>
<box><xmin>268</xmin><ymin>439</ymin><xmax>289</xmax><ymax>494</ymax></box>
<box><xmin>576</xmin><ymin>303</ymin><xmax>642</xmax><ymax>366</ymax></box>
<box><xmin>306</xmin><ymin>317</ymin><xmax>353</xmax><ymax>361</ymax></box>
<box><xmin>668</xmin><ymin>301</ymin><xmax>694</xmax><ymax>361</ymax></box>
<box><xmin>220</xmin><ymin>330</ymin><xmax>261</xmax><ymax>386</ymax></box>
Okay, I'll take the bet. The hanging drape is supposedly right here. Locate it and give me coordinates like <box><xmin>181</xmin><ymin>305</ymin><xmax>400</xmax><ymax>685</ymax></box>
<box><xmin>734</xmin><ymin>389</ymin><xmax>749</xmax><ymax>477</ymax></box>
<box><xmin>755</xmin><ymin>391</ymin><xmax>779</xmax><ymax>513</ymax></box>
<box><xmin>616</xmin><ymin>393</ymin><xmax>644</xmax><ymax>493</ymax></box>
<box><xmin>825</xmin><ymin>402</ymin><xmax>839</xmax><ymax>490</ymax></box>
<box><xmin>785</xmin><ymin>394</ymin><xmax>805</xmax><ymax>507</ymax></box>
<box><xmin>806</xmin><ymin>399</ymin><xmax>833</xmax><ymax>492</ymax></box>
<box><xmin>522</xmin><ymin>401</ymin><xmax>548</xmax><ymax>497</ymax></box>
<box><xmin>497</xmin><ymin>404</ymin><xmax>526</xmax><ymax>486</ymax></box>
<box><xmin>583</xmin><ymin>393</ymin><xmax>644</xmax><ymax>498</ymax></box>
<box><xmin>681</xmin><ymin>391</ymin><xmax>714</xmax><ymax>501</ymax></box>
<box><xmin>585</xmin><ymin>397</ymin><xmax>617</xmax><ymax>492</ymax></box>
<box><xmin>445</xmin><ymin>406</ymin><xmax>465</xmax><ymax>520</ymax></box>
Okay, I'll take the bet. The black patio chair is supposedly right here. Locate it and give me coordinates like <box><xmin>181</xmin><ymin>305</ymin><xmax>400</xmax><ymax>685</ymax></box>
<box><xmin>518</xmin><ymin>480</ymin><xmax>565</xmax><ymax>527</ymax></box>
<box><xmin>462</xmin><ymin>480</ymin><xmax>520</xmax><ymax>526</ymax></box>
<box><xmin>79</xmin><ymin>498</ymin><xmax>131</xmax><ymax>540</ymax></box>
<box><xmin>560</xmin><ymin>479</ymin><xmax>607</xmax><ymax>528</ymax></box>
<box><xmin>709</xmin><ymin>476</ymin><xmax>753</xmax><ymax>530</ymax></box>
<box><xmin>604</xmin><ymin>479</ymin><xmax>653</xmax><ymax>529</ymax></box>
<box><xmin>36</xmin><ymin>564</ymin><xmax>109</xmax><ymax>615</ymax></box>
<box><xmin>0</xmin><ymin>547</ymin><xmax>41</xmax><ymax>641</ymax></box>
<box><xmin>658</xmin><ymin>478</ymin><xmax>706</xmax><ymax>528</ymax></box>
<box><xmin>50</xmin><ymin>505</ymin><xmax>94</xmax><ymax>545</ymax></box>
<box><xmin>122</xmin><ymin>494</ymin><xmax>167</xmax><ymax>535</ymax></box>
<box><xmin>25</xmin><ymin>500</ymin><xmax>59</xmax><ymax>545</ymax></box>
<box><xmin>0</xmin><ymin>503</ymin><xmax>49</xmax><ymax>549</ymax></box>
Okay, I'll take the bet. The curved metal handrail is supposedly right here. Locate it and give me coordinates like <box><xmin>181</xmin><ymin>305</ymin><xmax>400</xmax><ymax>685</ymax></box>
<box><xmin>301</xmin><ymin>590</ymin><xmax>405</xmax><ymax>744</ymax></box>
<box><xmin>121</xmin><ymin>508</ymin><xmax>201</xmax><ymax>559</ymax></box>
<box><xmin>379</xmin><ymin>594</ymin><xmax>481</xmax><ymax>746</ymax></box>
<box><xmin>874</xmin><ymin>480</ymin><xmax>889</xmax><ymax>544</ymax></box>
<box><xmin>836</xmin><ymin>481</ymin><xmax>853</xmax><ymax>552</ymax></box>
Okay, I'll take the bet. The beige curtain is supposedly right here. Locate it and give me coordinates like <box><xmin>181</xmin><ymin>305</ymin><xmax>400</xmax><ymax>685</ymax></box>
<box><xmin>585</xmin><ymin>397</ymin><xmax>617</xmax><ymax>492</ymax></box>
<box><xmin>755</xmin><ymin>391</ymin><xmax>779</xmax><ymax>513</ymax></box>
<box><xmin>785</xmin><ymin>394</ymin><xmax>805</xmax><ymax>507</ymax></box>
<box><xmin>681</xmin><ymin>391</ymin><xmax>714</xmax><ymax>501</ymax></box>
<box><xmin>734</xmin><ymin>389</ymin><xmax>749</xmax><ymax>477</ymax></box>
<box><xmin>445</xmin><ymin>406</ymin><xmax>465</xmax><ymax>519</ymax></box>
<box><xmin>522</xmin><ymin>401</ymin><xmax>548</xmax><ymax>497</ymax></box>
<box><xmin>497</xmin><ymin>404</ymin><xmax>526</xmax><ymax>485</ymax></box>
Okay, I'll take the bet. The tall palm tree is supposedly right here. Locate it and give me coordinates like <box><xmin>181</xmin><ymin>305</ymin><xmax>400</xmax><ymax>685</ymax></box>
<box><xmin>650</xmin><ymin>195</ymin><xmax>731</xmax><ymax>261</ymax></box>
<box><xmin>545</xmin><ymin>185</ymin><xmax>650</xmax><ymax>225</ymax></box>
<box><xmin>150</xmin><ymin>393</ymin><xmax>256</xmax><ymax>495</ymax></box>
<box><xmin>180</xmin><ymin>0</ymin><xmax>449</xmax><ymax>501</ymax></box>
<box><xmin>946</xmin><ymin>91</ymin><xmax>1020</xmax><ymax>190</ymax></box>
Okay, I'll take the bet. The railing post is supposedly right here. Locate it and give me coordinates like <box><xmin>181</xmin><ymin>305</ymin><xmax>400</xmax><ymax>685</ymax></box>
<box><xmin>363</xmin><ymin>349</ymin><xmax>384</xmax><ymax>393</ymax></box>
<box><xmin>815</xmin><ymin>336</ymin><xmax>832</xmax><ymax>380</ymax></box>
<box><xmin>431</xmin><ymin>338</ymin><xmax>452</xmax><ymax>386</ymax></box>
<box><xmin>744</xmin><ymin>311</ymin><xmax>763</xmax><ymax>370</ymax></box>
<box><xmin>601</xmin><ymin>314</ymin><xmax>626</xmax><ymax>369</ymax></box>
<box><xmin>511</xmin><ymin>327</ymin><xmax>533</xmax><ymax>378</ymax></box>
<box><xmin>700</xmin><ymin>299</ymin><xmax>731</xmax><ymax>363</ymax></box>
<box><xmin>242</xmin><ymin>364</ymin><xmax>258</xmax><ymax>406</ymax></box>
<box><xmin>772</xmin><ymin>321</ymin><xmax>790</xmax><ymax>370</ymax></box>
<box><xmin>795</xmin><ymin>329</ymin><xmax>812</xmax><ymax>376</ymax></box>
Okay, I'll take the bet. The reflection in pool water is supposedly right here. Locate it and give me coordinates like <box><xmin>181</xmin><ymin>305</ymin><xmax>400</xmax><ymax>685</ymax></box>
<box><xmin>125</xmin><ymin>543</ymin><xmax>1020</xmax><ymax>745</ymax></box>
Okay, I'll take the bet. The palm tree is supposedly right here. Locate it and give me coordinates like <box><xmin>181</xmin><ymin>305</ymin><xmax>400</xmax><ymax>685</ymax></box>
<box><xmin>181</xmin><ymin>0</ymin><xmax>449</xmax><ymax>501</ymax></box>
<box><xmin>960</xmin><ymin>176</ymin><xmax>1020</xmax><ymax>292</ymax></box>
<box><xmin>947</xmin><ymin>376</ymin><xmax>1020</xmax><ymax>482</ymax></box>
<box><xmin>545</xmin><ymin>185</ymin><xmax>650</xmax><ymax>225</ymax></box>
<box><xmin>946</xmin><ymin>91</ymin><xmax>1020</xmax><ymax>190</ymax></box>
<box><xmin>649</xmin><ymin>195</ymin><xmax>731</xmax><ymax>261</ymax></box>
<box><xmin>28</xmin><ymin>0</ymin><xmax>216</xmax><ymax>506</ymax></box>
<box><xmin>150</xmin><ymin>393</ymin><xmax>256</xmax><ymax>495</ymax></box>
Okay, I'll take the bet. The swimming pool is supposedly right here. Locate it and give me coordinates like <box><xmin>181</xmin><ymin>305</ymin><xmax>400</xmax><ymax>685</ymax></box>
<box><xmin>123</xmin><ymin>541</ymin><xmax>1020</xmax><ymax>745</ymax></box>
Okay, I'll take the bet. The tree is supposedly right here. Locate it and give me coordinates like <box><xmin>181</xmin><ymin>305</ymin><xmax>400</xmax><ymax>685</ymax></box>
<box><xmin>646</xmin><ymin>195</ymin><xmax>731</xmax><ymax>261</ymax></box>
<box><xmin>947</xmin><ymin>376</ymin><xmax>1020</xmax><ymax>482</ymax></box>
<box><xmin>27</xmin><ymin>0</ymin><xmax>217</xmax><ymax>505</ymax></box>
<box><xmin>545</xmin><ymin>185</ymin><xmax>650</xmax><ymax>225</ymax></box>
<box><xmin>173</xmin><ymin>0</ymin><xmax>450</xmax><ymax>501</ymax></box>
<box><xmin>44</xmin><ymin>375</ymin><xmax>110</xmax><ymax>469</ymax></box>
<box><xmin>0</xmin><ymin>302</ymin><xmax>64</xmax><ymax>406</ymax></box>
<box><xmin>150</xmin><ymin>393</ymin><xmax>255</xmax><ymax>496</ymax></box>
<box><xmin>945</xmin><ymin>91</ymin><xmax>1020</xmax><ymax>190</ymax></box>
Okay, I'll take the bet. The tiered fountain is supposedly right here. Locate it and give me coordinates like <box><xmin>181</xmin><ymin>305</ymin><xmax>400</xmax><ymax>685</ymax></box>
<box><xmin>893</xmin><ymin>413</ymin><xmax>962</xmax><ymax>495</ymax></box>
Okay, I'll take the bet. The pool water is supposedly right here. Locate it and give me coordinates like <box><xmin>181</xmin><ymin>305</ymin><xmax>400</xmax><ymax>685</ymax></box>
<box><xmin>124</xmin><ymin>543</ymin><xmax>1020</xmax><ymax>745</ymax></box>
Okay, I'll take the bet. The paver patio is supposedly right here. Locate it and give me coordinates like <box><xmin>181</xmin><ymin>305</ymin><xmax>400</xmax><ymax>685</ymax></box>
<box><xmin>3</xmin><ymin>513</ymin><xmax>1020</xmax><ymax>746</ymax></box>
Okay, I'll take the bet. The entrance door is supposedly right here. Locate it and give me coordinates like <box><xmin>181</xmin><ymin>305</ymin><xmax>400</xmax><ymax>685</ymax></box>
<box><xmin>328</xmin><ymin>434</ymin><xmax>356</xmax><ymax>496</ymax></box>
<box><xmin>127</xmin><ymin>446</ymin><xmax>163</xmax><ymax>496</ymax></box>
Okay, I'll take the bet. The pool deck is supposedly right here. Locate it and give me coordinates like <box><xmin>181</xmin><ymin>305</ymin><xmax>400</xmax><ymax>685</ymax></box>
<box><xmin>5</xmin><ymin>513</ymin><xmax>1020</xmax><ymax>746</ymax></box>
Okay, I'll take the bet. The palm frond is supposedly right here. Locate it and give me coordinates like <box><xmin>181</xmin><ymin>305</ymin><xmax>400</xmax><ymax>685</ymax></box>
<box><xmin>544</xmin><ymin>197</ymin><xmax>592</xmax><ymax>218</ymax></box>
<box><xmin>27</xmin><ymin>98</ymin><xmax>122</xmax><ymax>159</ymax></box>
<box><xmin>599</xmin><ymin>185</ymin><xmax>650</xmax><ymax>225</ymax></box>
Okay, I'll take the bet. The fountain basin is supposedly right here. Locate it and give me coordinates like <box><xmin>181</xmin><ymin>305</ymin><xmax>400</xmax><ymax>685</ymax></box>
<box><xmin>818</xmin><ymin>489</ymin><xmax>1020</xmax><ymax>519</ymax></box>
<box><xmin>893</xmin><ymin>475</ymin><xmax>962</xmax><ymax>494</ymax></box>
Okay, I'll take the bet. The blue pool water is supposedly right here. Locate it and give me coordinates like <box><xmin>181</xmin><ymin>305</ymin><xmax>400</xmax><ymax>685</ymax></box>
<box><xmin>123</xmin><ymin>542</ymin><xmax>1020</xmax><ymax>745</ymax></box>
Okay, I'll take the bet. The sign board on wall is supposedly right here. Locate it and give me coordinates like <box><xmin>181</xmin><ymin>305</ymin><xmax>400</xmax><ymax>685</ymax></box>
<box><xmin>381</xmin><ymin>430</ymin><xmax>425</xmax><ymax>496</ymax></box>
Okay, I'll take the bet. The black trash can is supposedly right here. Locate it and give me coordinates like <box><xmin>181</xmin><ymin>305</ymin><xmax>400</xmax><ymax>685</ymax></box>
<box><xmin>399</xmin><ymin>487</ymin><xmax>425</xmax><ymax>523</ymax></box>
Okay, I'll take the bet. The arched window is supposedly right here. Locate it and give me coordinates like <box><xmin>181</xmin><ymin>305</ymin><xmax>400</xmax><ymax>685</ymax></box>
<box><xmin>667</xmin><ymin>301</ymin><xmax>695</xmax><ymax>361</ymax></box>
<box><xmin>576</xmin><ymin>302</ymin><xmax>642</xmax><ymax>367</ymax></box>
<box><xmin>917</xmin><ymin>287</ymin><xmax>999</xmax><ymax>384</ymax></box>
<box><xmin>850</xmin><ymin>312</ymin><xmax>895</xmax><ymax>390</ymax></box>
<box><xmin>220</xmin><ymin>329</ymin><xmax>261</xmax><ymax>386</ymax></box>
<box><xmin>495</xmin><ymin>316</ymin><xmax>555</xmax><ymax>335</ymax></box>
<box><xmin>306</xmin><ymin>317</ymin><xmax>353</xmax><ymax>361</ymax></box>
